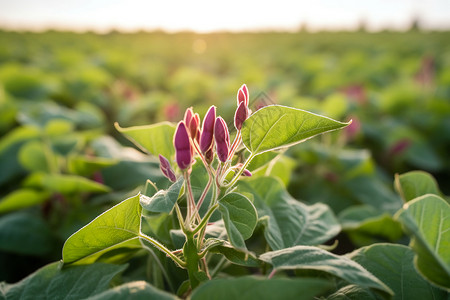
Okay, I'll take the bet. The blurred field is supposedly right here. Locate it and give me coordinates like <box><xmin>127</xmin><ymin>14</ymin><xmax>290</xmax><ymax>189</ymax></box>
<box><xmin>0</xmin><ymin>29</ymin><xmax>449</xmax><ymax>282</ymax></box>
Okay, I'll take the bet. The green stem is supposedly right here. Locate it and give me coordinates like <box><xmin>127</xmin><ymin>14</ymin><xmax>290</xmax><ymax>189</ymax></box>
<box><xmin>210</xmin><ymin>256</ymin><xmax>229</xmax><ymax>278</ymax></box>
<box><xmin>184</xmin><ymin>233</ymin><xmax>201</xmax><ymax>289</ymax></box>
<box><xmin>224</xmin><ymin>152</ymin><xmax>256</xmax><ymax>191</ymax></box>
<box><xmin>139</xmin><ymin>232</ymin><xmax>186</xmax><ymax>268</ymax></box>
<box><xmin>192</xmin><ymin>203</ymin><xmax>219</xmax><ymax>236</ymax></box>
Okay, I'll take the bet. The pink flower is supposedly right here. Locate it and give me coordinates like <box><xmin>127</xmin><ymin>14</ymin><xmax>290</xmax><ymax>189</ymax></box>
<box><xmin>234</xmin><ymin>101</ymin><xmax>248</xmax><ymax>130</ymax></box>
<box><xmin>174</xmin><ymin>122</ymin><xmax>192</xmax><ymax>170</ymax></box>
<box><xmin>159</xmin><ymin>154</ymin><xmax>176</xmax><ymax>182</ymax></box>
<box><xmin>199</xmin><ymin>106</ymin><xmax>216</xmax><ymax>153</ymax></box>
<box><xmin>214</xmin><ymin>117</ymin><xmax>230</xmax><ymax>163</ymax></box>
<box><xmin>237</xmin><ymin>84</ymin><xmax>249</xmax><ymax>107</ymax></box>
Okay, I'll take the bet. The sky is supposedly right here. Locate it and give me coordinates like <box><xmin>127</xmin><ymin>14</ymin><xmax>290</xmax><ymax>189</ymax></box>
<box><xmin>0</xmin><ymin>0</ymin><xmax>449</xmax><ymax>33</ymax></box>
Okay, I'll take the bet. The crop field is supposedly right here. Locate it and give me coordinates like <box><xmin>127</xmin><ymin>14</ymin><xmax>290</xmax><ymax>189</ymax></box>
<box><xmin>0</xmin><ymin>30</ymin><xmax>449</xmax><ymax>299</ymax></box>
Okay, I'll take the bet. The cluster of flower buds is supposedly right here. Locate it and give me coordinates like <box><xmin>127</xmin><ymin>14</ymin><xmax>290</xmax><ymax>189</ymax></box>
<box><xmin>161</xmin><ymin>84</ymin><xmax>252</xmax><ymax>180</ymax></box>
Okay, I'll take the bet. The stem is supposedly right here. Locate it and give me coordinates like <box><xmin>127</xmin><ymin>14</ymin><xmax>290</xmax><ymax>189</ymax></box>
<box><xmin>139</xmin><ymin>232</ymin><xmax>186</xmax><ymax>268</ymax></box>
<box><xmin>223</xmin><ymin>152</ymin><xmax>256</xmax><ymax>190</ymax></box>
<box><xmin>184</xmin><ymin>232</ymin><xmax>201</xmax><ymax>289</ymax></box>
<box><xmin>185</xmin><ymin>172</ymin><xmax>201</xmax><ymax>226</ymax></box>
<box><xmin>192</xmin><ymin>203</ymin><xmax>219</xmax><ymax>236</ymax></box>
<box><xmin>196</xmin><ymin>173</ymin><xmax>213</xmax><ymax>212</ymax></box>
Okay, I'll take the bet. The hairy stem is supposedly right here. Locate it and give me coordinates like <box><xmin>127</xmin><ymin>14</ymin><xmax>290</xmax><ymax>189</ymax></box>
<box><xmin>139</xmin><ymin>232</ymin><xmax>186</xmax><ymax>268</ymax></box>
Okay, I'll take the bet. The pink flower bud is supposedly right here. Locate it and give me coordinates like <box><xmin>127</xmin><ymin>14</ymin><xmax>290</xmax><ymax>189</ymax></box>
<box><xmin>189</xmin><ymin>113</ymin><xmax>200</xmax><ymax>140</ymax></box>
<box><xmin>200</xmin><ymin>106</ymin><xmax>216</xmax><ymax>153</ymax></box>
<box><xmin>184</xmin><ymin>107</ymin><xmax>193</xmax><ymax>127</ymax></box>
<box><xmin>237</xmin><ymin>84</ymin><xmax>249</xmax><ymax>107</ymax></box>
<box><xmin>242</xmin><ymin>169</ymin><xmax>252</xmax><ymax>177</ymax></box>
<box><xmin>214</xmin><ymin>117</ymin><xmax>230</xmax><ymax>163</ymax></box>
<box><xmin>234</xmin><ymin>101</ymin><xmax>248</xmax><ymax>130</ymax></box>
<box><xmin>159</xmin><ymin>154</ymin><xmax>176</xmax><ymax>182</ymax></box>
<box><xmin>174</xmin><ymin>122</ymin><xmax>192</xmax><ymax>170</ymax></box>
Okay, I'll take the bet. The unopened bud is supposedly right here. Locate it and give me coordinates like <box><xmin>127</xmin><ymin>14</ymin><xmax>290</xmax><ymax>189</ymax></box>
<box><xmin>189</xmin><ymin>113</ymin><xmax>200</xmax><ymax>139</ymax></box>
<box><xmin>184</xmin><ymin>107</ymin><xmax>193</xmax><ymax>127</ymax></box>
<box><xmin>242</xmin><ymin>169</ymin><xmax>252</xmax><ymax>177</ymax></box>
<box><xmin>234</xmin><ymin>101</ymin><xmax>248</xmax><ymax>130</ymax></box>
<box><xmin>174</xmin><ymin>122</ymin><xmax>192</xmax><ymax>170</ymax></box>
<box><xmin>200</xmin><ymin>106</ymin><xmax>216</xmax><ymax>153</ymax></box>
<box><xmin>214</xmin><ymin>117</ymin><xmax>230</xmax><ymax>163</ymax></box>
<box><xmin>237</xmin><ymin>84</ymin><xmax>249</xmax><ymax>107</ymax></box>
<box><xmin>159</xmin><ymin>154</ymin><xmax>176</xmax><ymax>182</ymax></box>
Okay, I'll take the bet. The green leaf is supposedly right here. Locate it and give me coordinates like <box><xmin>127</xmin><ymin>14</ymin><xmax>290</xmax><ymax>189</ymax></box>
<box><xmin>210</xmin><ymin>244</ymin><xmax>261</xmax><ymax>267</ymax></box>
<box><xmin>62</xmin><ymin>194</ymin><xmax>143</xmax><ymax>265</ymax></box>
<box><xmin>326</xmin><ymin>285</ymin><xmax>380</xmax><ymax>300</ymax></box>
<box><xmin>339</xmin><ymin>205</ymin><xmax>403</xmax><ymax>246</ymax></box>
<box><xmin>0</xmin><ymin>262</ymin><xmax>127</xmax><ymax>300</ymax></box>
<box><xmin>67</xmin><ymin>155</ymin><xmax>117</xmax><ymax>176</ymax></box>
<box><xmin>395</xmin><ymin>171</ymin><xmax>441</xmax><ymax>202</ymax></box>
<box><xmin>191</xmin><ymin>276</ymin><xmax>331</xmax><ymax>300</ymax></box>
<box><xmin>241</xmin><ymin>105</ymin><xmax>350</xmax><ymax>155</ymax></box>
<box><xmin>218</xmin><ymin>192</ymin><xmax>258</xmax><ymax>250</ymax></box>
<box><xmin>115</xmin><ymin>121</ymin><xmax>176</xmax><ymax>159</ymax></box>
<box><xmin>0</xmin><ymin>189</ymin><xmax>50</xmax><ymax>214</ymax></box>
<box><xmin>140</xmin><ymin>176</ymin><xmax>183</xmax><ymax>213</ymax></box>
<box><xmin>239</xmin><ymin>177</ymin><xmax>340</xmax><ymax>250</ymax></box>
<box><xmin>260</xmin><ymin>245</ymin><xmax>392</xmax><ymax>296</ymax></box>
<box><xmin>88</xmin><ymin>281</ymin><xmax>178</xmax><ymax>300</ymax></box>
<box><xmin>0</xmin><ymin>212</ymin><xmax>54</xmax><ymax>255</ymax></box>
<box><xmin>349</xmin><ymin>244</ymin><xmax>448</xmax><ymax>300</ymax></box>
<box><xmin>24</xmin><ymin>173</ymin><xmax>110</xmax><ymax>194</ymax></box>
<box><xmin>394</xmin><ymin>194</ymin><xmax>450</xmax><ymax>290</ymax></box>
<box><xmin>18</xmin><ymin>140</ymin><xmax>54</xmax><ymax>172</ymax></box>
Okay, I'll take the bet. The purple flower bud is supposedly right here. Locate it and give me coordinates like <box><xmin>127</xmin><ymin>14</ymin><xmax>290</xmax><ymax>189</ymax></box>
<box><xmin>159</xmin><ymin>154</ymin><xmax>176</xmax><ymax>182</ymax></box>
<box><xmin>184</xmin><ymin>107</ymin><xmax>193</xmax><ymax>127</ymax></box>
<box><xmin>234</xmin><ymin>101</ymin><xmax>248</xmax><ymax>131</ymax></box>
<box><xmin>214</xmin><ymin>117</ymin><xmax>230</xmax><ymax>163</ymax></box>
<box><xmin>189</xmin><ymin>113</ymin><xmax>200</xmax><ymax>140</ymax></box>
<box><xmin>242</xmin><ymin>169</ymin><xmax>252</xmax><ymax>177</ymax></box>
<box><xmin>199</xmin><ymin>106</ymin><xmax>216</xmax><ymax>153</ymax></box>
<box><xmin>237</xmin><ymin>84</ymin><xmax>249</xmax><ymax>107</ymax></box>
<box><xmin>174</xmin><ymin>122</ymin><xmax>192</xmax><ymax>170</ymax></box>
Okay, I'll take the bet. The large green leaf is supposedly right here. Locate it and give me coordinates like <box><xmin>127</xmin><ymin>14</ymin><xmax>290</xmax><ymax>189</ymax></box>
<box><xmin>394</xmin><ymin>171</ymin><xmax>441</xmax><ymax>202</ymax></box>
<box><xmin>140</xmin><ymin>176</ymin><xmax>183</xmax><ymax>213</ymax></box>
<box><xmin>210</xmin><ymin>243</ymin><xmax>261</xmax><ymax>267</ymax></box>
<box><xmin>241</xmin><ymin>105</ymin><xmax>350</xmax><ymax>155</ymax></box>
<box><xmin>260</xmin><ymin>245</ymin><xmax>392</xmax><ymax>296</ymax></box>
<box><xmin>326</xmin><ymin>284</ymin><xmax>380</xmax><ymax>300</ymax></box>
<box><xmin>18</xmin><ymin>140</ymin><xmax>53</xmax><ymax>172</ymax></box>
<box><xmin>394</xmin><ymin>194</ymin><xmax>450</xmax><ymax>289</ymax></box>
<box><xmin>62</xmin><ymin>194</ymin><xmax>143</xmax><ymax>265</ymax></box>
<box><xmin>88</xmin><ymin>281</ymin><xmax>178</xmax><ymax>300</ymax></box>
<box><xmin>349</xmin><ymin>244</ymin><xmax>448</xmax><ymax>299</ymax></box>
<box><xmin>218</xmin><ymin>193</ymin><xmax>257</xmax><ymax>250</ymax></box>
<box><xmin>0</xmin><ymin>212</ymin><xmax>54</xmax><ymax>255</ymax></box>
<box><xmin>339</xmin><ymin>205</ymin><xmax>403</xmax><ymax>246</ymax></box>
<box><xmin>191</xmin><ymin>276</ymin><xmax>331</xmax><ymax>300</ymax></box>
<box><xmin>0</xmin><ymin>189</ymin><xmax>50</xmax><ymax>214</ymax></box>
<box><xmin>239</xmin><ymin>177</ymin><xmax>340</xmax><ymax>250</ymax></box>
<box><xmin>67</xmin><ymin>155</ymin><xmax>118</xmax><ymax>176</ymax></box>
<box><xmin>23</xmin><ymin>172</ymin><xmax>110</xmax><ymax>194</ymax></box>
<box><xmin>0</xmin><ymin>262</ymin><xmax>127</xmax><ymax>300</ymax></box>
<box><xmin>115</xmin><ymin>121</ymin><xmax>176</xmax><ymax>159</ymax></box>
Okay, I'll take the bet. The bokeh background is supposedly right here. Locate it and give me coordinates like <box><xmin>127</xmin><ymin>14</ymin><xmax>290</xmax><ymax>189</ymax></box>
<box><xmin>1</xmin><ymin>0</ymin><xmax>449</xmax><ymax>284</ymax></box>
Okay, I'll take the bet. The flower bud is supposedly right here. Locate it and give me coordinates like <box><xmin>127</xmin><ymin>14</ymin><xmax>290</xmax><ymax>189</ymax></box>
<box><xmin>184</xmin><ymin>107</ymin><xmax>193</xmax><ymax>127</ymax></box>
<box><xmin>199</xmin><ymin>106</ymin><xmax>216</xmax><ymax>153</ymax></box>
<box><xmin>174</xmin><ymin>121</ymin><xmax>192</xmax><ymax>170</ymax></box>
<box><xmin>234</xmin><ymin>101</ymin><xmax>248</xmax><ymax>130</ymax></box>
<box><xmin>159</xmin><ymin>154</ymin><xmax>176</xmax><ymax>182</ymax></box>
<box><xmin>237</xmin><ymin>84</ymin><xmax>249</xmax><ymax>107</ymax></box>
<box><xmin>189</xmin><ymin>113</ymin><xmax>200</xmax><ymax>140</ymax></box>
<box><xmin>214</xmin><ymin>117</ymin><xmax>230</xmax><ymax>163</ymax></box>
<box><xmin>242</xmin><ymin>169</ymin><xmax>252</xmax><ymax>177</ymax></box>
